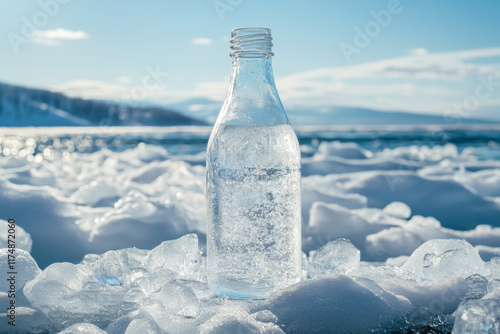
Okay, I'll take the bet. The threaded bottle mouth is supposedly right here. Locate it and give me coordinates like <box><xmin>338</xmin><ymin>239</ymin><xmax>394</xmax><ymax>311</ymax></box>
<box><xmin>230</xmin><ymin>27</ymin><xmax>274</xmax><ymax>57</ymax></box>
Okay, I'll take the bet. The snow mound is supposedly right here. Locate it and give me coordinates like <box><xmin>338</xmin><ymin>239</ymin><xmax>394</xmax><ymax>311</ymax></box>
<box><xmin>255</xmin><ymin>275</ymin><xmax>411</xmax><ymax>333</ymax></box>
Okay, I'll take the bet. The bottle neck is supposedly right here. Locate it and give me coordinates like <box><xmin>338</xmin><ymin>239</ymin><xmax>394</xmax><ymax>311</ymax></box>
<box><xmin>221</xmin><ymin>55</ymin><xmax>287</xmax><ymax>125</ymax></box>
<box><xmin>214</xmin><ymin>28</ymin><xmax>287</xmax><ymax>126</ymax></box>
<box><xmin>228</xmin><ymin>56</ymin><xmax>276</xmax><ymax>101</ymax></box>
<box><xmin>228</xmin><ymin>27</ymin><xmax>277</xmax><ymax>101</ymax></box>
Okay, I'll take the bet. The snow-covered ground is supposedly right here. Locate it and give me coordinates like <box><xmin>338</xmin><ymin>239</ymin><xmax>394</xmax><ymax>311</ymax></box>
<box><xmin>0</xmin><ymin>126</ymin><xmax>499</xmax><ymax>333</ymax></box>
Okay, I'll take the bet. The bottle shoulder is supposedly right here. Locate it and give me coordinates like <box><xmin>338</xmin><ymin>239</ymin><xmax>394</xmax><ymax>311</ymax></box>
<box><xmin>207</xmin><ymin>123</ymin><xmax>300</xmax><ymax>169</ymax></box>
<box><xmin>214</xmin><ymin>101</ymin><xmax>289</xmax><ymax>126</ymax></box>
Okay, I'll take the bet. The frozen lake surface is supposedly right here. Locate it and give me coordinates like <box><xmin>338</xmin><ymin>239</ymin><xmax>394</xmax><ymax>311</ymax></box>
<box><xmin>0</xmin><ymin>125</ymin><xmax>499</xmax><ymax>333</ymax></box>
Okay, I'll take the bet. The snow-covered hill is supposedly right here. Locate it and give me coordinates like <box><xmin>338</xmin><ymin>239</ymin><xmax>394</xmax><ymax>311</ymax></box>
<box><xmin>0</xmin><ymin>83</ymin><xmax>206</xmax><ymax>127</ymax></box>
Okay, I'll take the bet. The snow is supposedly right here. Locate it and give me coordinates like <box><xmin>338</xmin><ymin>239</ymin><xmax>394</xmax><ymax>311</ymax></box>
<box><xmin>0</xmin><ymin>127</ymin><xmax>500</xmax><ymax>332</ymax></box>
<box><xmin>254</xmin><ymin>275</ymin><xmax>412</xmax><ymax>333</ymax></box>
<box><xmin>383</xmin><ymin>201</ymin><xmax>412</xmax><ymax>219</ymax></box>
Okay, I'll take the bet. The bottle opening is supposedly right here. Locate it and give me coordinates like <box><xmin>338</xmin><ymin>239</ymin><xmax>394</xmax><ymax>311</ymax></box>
<box><xmin>230</xmin><ymin>27</ymin><xmax>274</xmax><ymax>57</ymax></box>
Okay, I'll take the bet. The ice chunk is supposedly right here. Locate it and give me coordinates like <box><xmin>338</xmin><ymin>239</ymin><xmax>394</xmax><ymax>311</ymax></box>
<box><xmin>490</xmin><ymin>257</ymin><xmax>500</xmax><ymax>279</ymax></box>
<box><xmin>90</xmin><ymin>247</ymin><xmax>149</xmax><ymax>287</ymax></box>
<box><xmin>383</xmin><ymin>201</ymin><xmax>411</xmax><ymax>219</ymax></box>
<box><xmin>200</xmin><ymin>309</ymin><xmax>284</xmax><ymax>334</ymax></box>
<box><xmin>58</xmin><ymin>323</ymin><xmax>107</xmax><ymax>334</ymax></box>
<box><xmin>23</xmin><ymin>262</ymin><xmax>83</xmax><ymax>318</ymax></box>
<box><xmin>0</xmin><ymin>219</ymin><xmax>32</xmax><ymax>252</ymax></box>
<box><xmin>80</xmin><ymin>253</ymin><xmax>100</xmax><ymax>265</ymax></box>
<box><xmin>143</xmin><ymin>234</ymin><xmax>202</xmax><ymax>281</ymax></box>
<box><xmin>141</xmin><ymin>282</ymin><xmax>200</xmax><ymax>334</ymax></box>
<box><xmin>24</xmin><ymin>262</ymin><xmax>134</xmax><ymax>325</ymax></box>
<box><xmin>0</xmin><ymin>249</ymin><xmax>40</xmax><ymax>292</ymax></box>
<box><xmin>105</xmin><ymin>311</ymin><xmax>140</xmax><ymax>334</ymax></box>
<box><xmin>464</xmin><ymin>274</ymin><xmax>488</xmax><ymax>301</ymax></box>
<box><xmin>402</xmin><ymin>239</ymin><xmax>487</xmax><ymax>280</ymax></box>
<box><xmin>179</xmin><ymin>277</ymin><xmax>213</xmax><ymax>301</ymax></box>
<box><xmin>486</xmin><ymin>258</ymin><xmax>500</xmax><ymax>299</ymax></box>
<box><xmin>146</xmin><ymin>282</ymin><xmax>200</xmax><ymax>317</ymax></box>
<box><xmin>452</xmin><ymin>299</ymin><xmax>500</xmax><ymax>334</ymax></box>
<box><xmin>486</xmin><ymin>280</ymin><xmax>500</xmax><ymax>299</ymax></box>
<box><xmin>308</xmin><ymin>238</ymin><xmax>360</xmax><ymax>278</ymax></box>
<box><xmin>125</xmin><ymin>318</ymin><xmax>162</xmax><ymax>334</ymax></box>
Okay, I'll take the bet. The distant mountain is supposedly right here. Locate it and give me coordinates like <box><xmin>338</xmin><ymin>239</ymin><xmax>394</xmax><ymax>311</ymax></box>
<box><xmin>2</xmin><ymin>82</ymin><xmax>495</xmax><ymax>127</ymax></box>
<box><xmin>474</xmin><ymin>106</ymin><xmax>500</xmax><ymax>122</ymax></box>
<box><xmin>286</xmin><ymin>106</ymin><xmax>497</xmax><ymax>126</ymax></box>
<box><xmin>167</xmin><ymin>98</ymin><xmax>497</xmax><ymax>126</ymax></box>
<box><xmin>0</xmin><ymin>83</ymin><xmax>206</xmax><ymax>127</ymax></box>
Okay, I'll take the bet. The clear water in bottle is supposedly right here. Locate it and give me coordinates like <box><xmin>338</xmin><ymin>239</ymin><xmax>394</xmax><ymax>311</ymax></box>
<box><xmin>207</xmin><ymin>124</ymin><xmax>301</xmax><ymax>298</ymax></box>
<box><xmin>206</xmin><ymin>28</ymin><xmax>302</xmax><ymax>299</ymax></box>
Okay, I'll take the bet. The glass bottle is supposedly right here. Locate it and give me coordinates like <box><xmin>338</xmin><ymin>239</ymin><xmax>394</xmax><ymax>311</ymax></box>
<box><xmin>206</xmin><ymin>27</ymin><xmax>301</xmax><ymax>299</ymax></box>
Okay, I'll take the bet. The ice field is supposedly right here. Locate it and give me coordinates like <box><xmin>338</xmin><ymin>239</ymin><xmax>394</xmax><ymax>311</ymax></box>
<box><xmin>0</xmin><ymin>125</ymin><xmax>500</xmax><ymax>333</ymax></box>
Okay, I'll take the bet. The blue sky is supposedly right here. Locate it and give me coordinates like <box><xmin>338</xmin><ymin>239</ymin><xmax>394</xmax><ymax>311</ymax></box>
<box><xmin>1</xmin><ymin>0</ymin><xmax>500</xmax><ymax>118</ymax></box>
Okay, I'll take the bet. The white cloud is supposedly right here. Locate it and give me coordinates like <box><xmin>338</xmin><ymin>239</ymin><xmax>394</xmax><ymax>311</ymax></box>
<box><xmin>283</xmin><ymin>47</ymin><xmax>500</xmax><ymax>83</ymax></box>
<box><xmin>409</xmin><ymin>48</ymin><xmax>429</xmax><ymax>56</ymax></box>
<box><xmin>31</xmin><ymin>28</ymin><xmax>89</xmax><ymax>46</ymax></box>
<box><xmin>51</xmin><ymin>47</ymin><xmax>500</xmax><ymax>115</ymax></box>
<box><xmin>116</xmin><ymin>76</ymin><xmax>132</xmax><ymax>84</ymax></box>
<box><xmin>192</xmin><ymin>37</ymin><xmax>212</xmax><ymax>45</ymax></box>
<box><xmin>53</xmin><ymin>80</ymin><xmax>128</xmax><ymax>100</ymax></box>
<box><xmin>53</xmin><ymin>79</ymin><xmax>192</xmax><ymax>104</ymax></box>
<box><xmin>271</xmin><ymin>47</ymin><xmax>500</xmax><ymax>112</ymax></box>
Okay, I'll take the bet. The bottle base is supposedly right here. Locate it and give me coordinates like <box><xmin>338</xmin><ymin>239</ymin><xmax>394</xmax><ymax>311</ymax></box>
<box><xmin>210</xmin><ymin>285</ymin><xmax>270</xmax><ymax>300</ymax></box>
